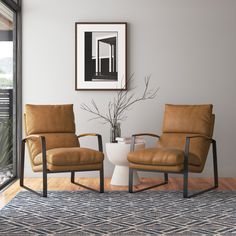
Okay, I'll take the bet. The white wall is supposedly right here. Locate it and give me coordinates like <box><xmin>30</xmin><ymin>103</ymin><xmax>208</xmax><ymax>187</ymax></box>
<box><xmin>22</xmin><ymin>0</ymin><xmax>236</xmax><ymax>178</ymax></box>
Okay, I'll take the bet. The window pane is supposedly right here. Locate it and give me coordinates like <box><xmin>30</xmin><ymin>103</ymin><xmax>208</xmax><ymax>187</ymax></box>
<box><xmin>0</xmin><ymin>2</ymin><xmax>15</xmax><ymax>187</ymax></box>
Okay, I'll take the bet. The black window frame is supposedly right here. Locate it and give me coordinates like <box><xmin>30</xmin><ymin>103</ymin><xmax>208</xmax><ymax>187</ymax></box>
<box><xmin>0</xmin><ymin>0</ymin><xmax>22</xmax><ymax>191</ymax></box>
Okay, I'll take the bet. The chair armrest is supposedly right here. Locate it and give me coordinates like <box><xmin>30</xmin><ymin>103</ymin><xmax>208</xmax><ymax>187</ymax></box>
<box><xmin>186</xmin><ymin>135</ymin><xmax>214</xmax><ymax>143</ymax></box>
<box><xmin>22</xmin><ymin>135</ymin><xmax>47</xmax><ymax>167</ymax></box>
<box><xmin>77</xmin><ymin>133</ymin><xmax>103</xmax><ymax>152</ymax></box>
<box><xmin>130</xmin><ymin>133</ymin><xmax>161</xmax><ymax>152</ymax></box>
<box><xmin>23</xmin><ymin>134</ymin><xmax>45</xmax><ymax>142</ymax></box>
<box><xmin>183</xmin><ymin>135</ymin><xmax>215</xmax><ymax>171</ymax></box>
<box><xmin>131</xmin><ymin>133</ymin><xmax>161</xmax><ymax>139</ymax></box>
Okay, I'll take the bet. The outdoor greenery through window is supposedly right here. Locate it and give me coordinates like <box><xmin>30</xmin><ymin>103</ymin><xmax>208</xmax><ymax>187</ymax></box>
<box><xmin>0</xmin><ymin>2</ymin><xmax>14</xmax><ymax>187</ymax></box>
<box><xmin>0</xmin><ymin>42</ymin><xmax>13</xmax><ymax>87</ymax></box>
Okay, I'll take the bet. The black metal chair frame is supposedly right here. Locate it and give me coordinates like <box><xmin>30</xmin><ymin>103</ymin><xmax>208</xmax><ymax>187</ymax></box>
<box><xmin>20</xmin><ymin>133</ymin><xmax>104</xmax><ymax>197</ymax></box>
<box><xmin>128</xmin><ymin>133</ymin><xmax>218</xmax><ymax>198</ymax></box>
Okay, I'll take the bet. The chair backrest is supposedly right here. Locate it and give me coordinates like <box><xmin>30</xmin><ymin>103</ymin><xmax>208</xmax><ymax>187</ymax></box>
<box><xmin>24</xmin><ymin>104</ymin><xmax>79</xmax><ymax>163</ymax></box>
<box><xmin>157</xmin><ymin>104</ymin><xmax>214</xmax><ymax>169</ymax></box>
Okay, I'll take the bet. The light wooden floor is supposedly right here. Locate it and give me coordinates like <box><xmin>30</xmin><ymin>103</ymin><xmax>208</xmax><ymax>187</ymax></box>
<box><xmin>1</xmin><ymin>177</ymin><xmax>236</xmax><ymax>209</ymax></box>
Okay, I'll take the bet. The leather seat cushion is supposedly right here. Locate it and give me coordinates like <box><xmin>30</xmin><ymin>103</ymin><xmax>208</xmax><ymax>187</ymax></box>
<box><xmin>127</xmin><ymin>148</ymin><xmax>201</xmax><ymax>166</ymax></box>
<box><xmin>129</xmin><ymin>163</ymin><xmax>204</xmax><ymax>173</ymax></box>
<box><xmin>33</xmin><ymin>163</ymin><xmax>103</xmax><ymax>172</ymax></box>
<box><xmin>34</xmin><ymin>147</ymin><xmax>104</xmax><ymax>166</ymax></box>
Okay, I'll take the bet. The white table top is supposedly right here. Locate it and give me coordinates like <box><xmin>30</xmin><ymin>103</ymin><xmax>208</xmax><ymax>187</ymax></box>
<box><xmin>106</xmin><ymin>142</ymin><xmax>145</xmax><ymax>146</ymax></box>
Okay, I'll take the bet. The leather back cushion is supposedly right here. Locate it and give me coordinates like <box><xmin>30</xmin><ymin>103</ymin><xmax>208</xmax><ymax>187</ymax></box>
<box><xmin>24</xmin><ymin>104</ymin><xmax>79</xmax><ymax>162</ymax></box>
<box><xmin>25</xmin><ymin>104</ymin><xmax>75</xmax><ymax>135</ymax></box>
<box><xmin>162</xmin><ymin>104</ymin><xmax>213</xmax><ymax>136</ymax></box>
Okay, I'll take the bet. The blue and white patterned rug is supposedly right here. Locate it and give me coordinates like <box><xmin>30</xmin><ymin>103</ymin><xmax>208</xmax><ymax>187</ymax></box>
<box><xmin>0</xmin><ymin>191</ymin><xmax>236</xmax><ymax>235</ymax></box>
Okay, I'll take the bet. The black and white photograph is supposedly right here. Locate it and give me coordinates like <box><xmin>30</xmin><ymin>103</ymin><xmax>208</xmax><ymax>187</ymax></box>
<box><xmin>75</xmin><ymin>23</ymin><xmax>127</xmax><ymax>90</ymax></box>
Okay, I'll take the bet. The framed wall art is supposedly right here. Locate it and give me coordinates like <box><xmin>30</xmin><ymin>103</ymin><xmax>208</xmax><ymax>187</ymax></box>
<box><xmin>75</xmin><ymin>22</ymin><xmax>127</xmax><ymax>90</ymax></box>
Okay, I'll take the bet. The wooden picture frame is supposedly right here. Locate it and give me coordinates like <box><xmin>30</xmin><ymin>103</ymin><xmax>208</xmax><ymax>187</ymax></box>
<box><xmin>75</xmin><ymin>22</ymin><xmax>127</xmax><ymax>90</ymax></box>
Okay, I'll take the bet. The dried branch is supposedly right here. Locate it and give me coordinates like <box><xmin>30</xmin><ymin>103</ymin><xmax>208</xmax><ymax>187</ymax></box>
<box><xmin>80</xmin><ymin>75</ymin><xmax>159</xmax><ymax>127</ymax></box>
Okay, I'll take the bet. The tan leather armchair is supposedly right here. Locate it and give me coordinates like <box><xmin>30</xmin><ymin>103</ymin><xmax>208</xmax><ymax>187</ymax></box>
<box><xmin>128</xmin><ymin>104</ymin><xmax>218</xmax><ymax>198</ymax></box>
<box><xmin>20</xmin><ymin>104</ymin><xmax>104</xmax><ymax>197</ymax></box>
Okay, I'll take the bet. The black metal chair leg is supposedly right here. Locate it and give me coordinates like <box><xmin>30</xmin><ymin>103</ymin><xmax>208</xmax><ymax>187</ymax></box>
<box><xmin>183</xmin><ymin>172</ymin><xmax>188</xmax><ymax>198</ymax></box>
<box><xmin>71</xmin><ymin>169</ymin><xmax>104</xmax><ymax>193</ymax></box>
<box><xmin>164</xmin><ymin>173</ymin><xmax>168</xmax><ymax>183</ymax></box>
<box><xmin>183</xmin><ymin>140</ymin><xmax>219</xmax><ymax>198</ymax></box>
<box><xmin>100</xmin><ymin>167</ymin><xmax>104</xmax><ymax>193</ymax></box>
<box><xmin>129</xmin><ymin>168</ymin><xmax>168</xmax><ymax>193</ymax></box>
<box><xmin>212</xmin><ymin>140</ymin><xmax>219</xmax><ymax>188</ymax></box>
<box><xmin>42</xmin><ymin>170</ymin><xmax>47</xmax><ymax>197</ymax></box>
<box><xmin>41</xmin><ymin>137</ymin><xmax>47</xmax><ymax>197</ymax></box>
<box><xmin>129</xmin><ymin>168</ymin><xmax>133</xmax><ymax>193</ymax></box>
<box><xmin>20</xmin><ymin>139</ymin><xmax>48</xmax><ymax>197</ymax></box>
<box><xmin>19</xmin><ymin>140</ymin><xmax>25</xmax><ymax>187</ymax></box>
<box><xmin>71</xmin><ymin>171</ymin><xmax>75</xmax><ymax>183</ymax></box>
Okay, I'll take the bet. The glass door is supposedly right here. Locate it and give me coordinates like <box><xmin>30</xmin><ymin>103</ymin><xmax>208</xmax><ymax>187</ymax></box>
<box><xmin>0</xmin><ymin>1</ymin><xmax>16</xmax><ymax>189</ymax></box>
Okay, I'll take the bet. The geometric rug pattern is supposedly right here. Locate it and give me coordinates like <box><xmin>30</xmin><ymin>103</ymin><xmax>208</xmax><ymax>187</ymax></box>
<box><xmin>0</xmin><ymin>191</ymin><xmax>236</xmax><ymax>235</ymax></box>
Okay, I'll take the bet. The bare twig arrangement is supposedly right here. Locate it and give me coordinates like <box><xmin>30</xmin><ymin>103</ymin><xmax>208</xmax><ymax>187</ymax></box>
<box><xmin>80</xmin><ymin>75</ymin><xmax>159</xmax><ymax>127</ymax></box>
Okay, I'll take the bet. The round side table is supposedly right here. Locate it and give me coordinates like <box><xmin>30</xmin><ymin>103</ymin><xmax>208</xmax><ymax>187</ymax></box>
<box><xmin>106</xmin><ymin>142</ymin><xmax>145</xmax><ymax>186</ymax></box>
